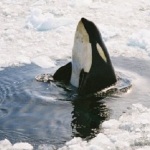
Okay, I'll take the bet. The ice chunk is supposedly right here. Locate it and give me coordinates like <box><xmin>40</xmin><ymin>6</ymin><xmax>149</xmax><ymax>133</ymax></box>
<box><xmin>128</xmin><ymin>30</ymin><xmax>150</xmax><ymax>54</ymax></box>
<box><xmin>26</xmin><ymin>8</ymin><xmax>72</xmax><ymax>31</ymax></box>
<box><xmin>102</xmin><ymin>119</ymin><xmax>120</xmax><ymax>129</ymax></box>
<box><xmin>0</xmin><ymin>139</ymin><xmax>12</xmax><ymax>150</ymax></box>
<box><xmin>69</xmin><ymin>0</ymin><xmax>92</xmax><ymax>7</ymax></box>
<box><xmin>98</xmin><ymin>25</ymin><xmax>120</xmax><ymax>41</ymax></box>
<box><xmin>32</xmin><ymin>55</ymin><xmax>56</xmax><ymax>68</ymax></box>
<box><xmin>0</xmin><ymin>139</ymin><xmax>33</xmax><ymax>150</ymax></box>
<box><xmin>13</xmin><ymin>142</ymin><xmax>33</xmax><ymax>150</ymax></box>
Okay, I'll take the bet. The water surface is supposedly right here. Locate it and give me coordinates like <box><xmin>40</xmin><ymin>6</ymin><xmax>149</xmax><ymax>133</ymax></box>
<box><xmin>0</xmin><ymin>63</ymin><xmax>108</xmax><ymax>149</ymax></box>
<box><xmin>0</xmin><ymin>57</ymin><xmax>150</xmax><ymax>149</ymax></box>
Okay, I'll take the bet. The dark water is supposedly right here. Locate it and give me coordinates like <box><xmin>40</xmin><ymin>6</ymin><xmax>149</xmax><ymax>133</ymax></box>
<box><xmin>0</xmin><ymin>64</ymin><xmax>109</xmax><ymax>149</ymax></box>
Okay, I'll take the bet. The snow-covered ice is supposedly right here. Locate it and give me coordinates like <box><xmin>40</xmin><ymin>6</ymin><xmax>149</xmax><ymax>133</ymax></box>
<box><xmin>128</xmin><ymin>29</ymin><xmax>150</xmax><ymax>55</ymax></box>
<box><xmin>0</xmin><ymin>0</ymin><xmax>150</xmax><ymax>149</ymax></box>
<box><xmin>0</xmin><ymin>139</ymin><xmax>33</xmax><ymax>150</ymax></box>
<box><xmin>69</xmin><ymin>0</ymin><xmax>92</xmax><ymax>8</ymax></box>
<box><xmin>26</xmin><ymin>8</ymin><xmax>72</xmax><ymax>31</ymax></box>
<box><xmin>0</xmin><ymin>0</ymin><xmax>150</xmax><ymax>69</ymax></box>
<box><xmin>0</xmin><ymin>0</ymin><xmax>149</xmax><ymax>67</ymax></box>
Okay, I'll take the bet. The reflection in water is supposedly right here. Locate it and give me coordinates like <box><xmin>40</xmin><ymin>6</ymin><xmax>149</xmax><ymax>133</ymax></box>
<box><xmin>71</xmin><ymin>98</ymin><xmax>109</xmax><ymax>139</ymax></box>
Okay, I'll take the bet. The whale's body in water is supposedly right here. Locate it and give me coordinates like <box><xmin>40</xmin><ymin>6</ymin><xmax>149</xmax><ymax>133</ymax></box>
<box><xmin>53</xmin><ymin>18</ymin><xmax>117</xmax><ymax>96</ymax></box>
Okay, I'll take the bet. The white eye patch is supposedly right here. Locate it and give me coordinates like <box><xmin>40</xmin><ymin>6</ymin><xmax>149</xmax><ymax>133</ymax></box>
<box><xmin>96</xmin><ymin>43</ymin><xmax>107</xmax><ymax>63</ymax></box>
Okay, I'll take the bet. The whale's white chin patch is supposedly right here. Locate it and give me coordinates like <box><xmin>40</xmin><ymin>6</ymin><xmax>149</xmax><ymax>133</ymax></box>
<box><xmin>71</xmin><ymin>20</ymin><xmax>92</xmax><ymax>87</ymax></box>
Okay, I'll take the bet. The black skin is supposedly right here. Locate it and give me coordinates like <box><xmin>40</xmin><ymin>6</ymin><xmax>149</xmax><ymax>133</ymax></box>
<box><xmin>53</xmin><ymin>18</ymin><xmax>117</xmax><ymax>96</ymax></box>
<box><xmin>53</xmin><ymin>62</ymin><xmax>72</xmax><ymax>84</ymax></box>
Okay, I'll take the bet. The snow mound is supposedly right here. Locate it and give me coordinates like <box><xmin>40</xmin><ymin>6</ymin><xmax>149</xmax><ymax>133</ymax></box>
<box><xmin>32</xmin><ymin>55</ymin><xmax>56</xmax><ymax>68</ymax></box>
<box><xmin>98</xmin><ymin>25</ymin><xmax>120</xmax><ymax>41</ymax></box>
<box><xmin>0</xmin><ymin>139</ymin><xmax>33</xmax><ymax>150</ymax></box>
<box><xmin>59</xmin><ymin>104</ymin><xmax>150</xmax><ymax>150</ymax></box>
<box><xmin>26</xmin><ymin>8</ymin><xmax>72</xmax><ymax>31</ymax></box>
<box><xmin>128</xmin><ymin>30</ymin><xmax>150</xmax><ymax>54</ymax></box>
<box><xmin>69</xmin><ymin>0</ymin><xmax>92</xmax><ymax>7</ymax></box>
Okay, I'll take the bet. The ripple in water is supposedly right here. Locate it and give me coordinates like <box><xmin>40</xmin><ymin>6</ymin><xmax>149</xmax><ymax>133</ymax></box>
<box><xmin>0</xmin><ymin>108</ymin><xmax>9</xmax><ymax>118</ymax></box>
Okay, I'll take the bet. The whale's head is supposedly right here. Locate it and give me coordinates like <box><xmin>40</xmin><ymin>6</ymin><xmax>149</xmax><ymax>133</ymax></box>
<box><xmin>71</xmin><ymin>18</ymin><xmax>116</xmax><ymax>95</ymax></box>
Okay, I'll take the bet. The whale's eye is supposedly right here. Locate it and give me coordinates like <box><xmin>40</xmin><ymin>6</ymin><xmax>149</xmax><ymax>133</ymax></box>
<box><xmin>96</xmin><ymin>43</ymin><xmax>107</xmax><ymax>63</ymax></box>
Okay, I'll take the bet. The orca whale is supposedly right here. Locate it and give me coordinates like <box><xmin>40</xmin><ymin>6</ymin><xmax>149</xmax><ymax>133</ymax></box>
<box><xmin>53</xmin><ymin>18</ymin><xmax>117</xmax><ymax>96</ymax></box>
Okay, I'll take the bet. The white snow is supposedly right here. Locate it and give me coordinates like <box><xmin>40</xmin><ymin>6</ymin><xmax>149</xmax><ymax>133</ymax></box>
<box><xmin>99</xmin><ymin>25</ymin><xmax>121</xmax><ymax>42</ymax></box>
<box><xmin>69</xmin><ymin>0</ymin><xmax>92</xmax><ymax>8</ymax></box>
<box><xmin>32</xmin><ymin>55</ymin><xmax>56</xmax><ymax>68</ymax></box>
<box><xmin>26</xmin><ymin>8</ymin><xmax>72</xmax><ymax>31</ymax></box>
<box><xmin>0</xmin><ymin>139</ymin><xmax>33</xmax><ymax>150</ymax></box>
<box><xmin>0</xmin><ymin>0</ymin><xmax>150</xmax><ymax>149</ymax></box>
<box><xmin>0</xmin><ymin>0</ymin><xmax>150</xmax><ymax>69</ymax></box>
<box><xmin>128</xmin><ymin>29</ymin><xmax>150</xmax><ymax>55</ymax></box>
